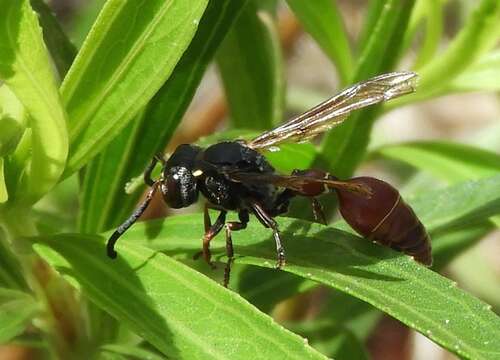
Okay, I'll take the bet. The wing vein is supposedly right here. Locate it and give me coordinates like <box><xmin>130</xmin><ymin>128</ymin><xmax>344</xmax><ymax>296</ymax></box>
<box><xmin>247</xmin><ymin>71</ymin><xmax>418</xmax><ymax>150</ymax></box>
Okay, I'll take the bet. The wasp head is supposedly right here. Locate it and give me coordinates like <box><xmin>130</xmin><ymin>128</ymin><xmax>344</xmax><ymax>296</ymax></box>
<box><xmin>160</xmin><ymin>144</ymin><xmax>202</xmax><ymax>209</ymax></box>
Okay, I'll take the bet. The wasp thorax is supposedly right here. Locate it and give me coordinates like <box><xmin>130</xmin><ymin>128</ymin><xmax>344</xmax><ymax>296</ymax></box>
<box><xmin>161</xmin><ymin>166</ymin><xmax>198</xmax><ymax>209</ymax></box>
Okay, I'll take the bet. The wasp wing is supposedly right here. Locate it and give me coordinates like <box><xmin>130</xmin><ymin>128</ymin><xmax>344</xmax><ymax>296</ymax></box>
<box><xmin>225</xmin><ymin>171</ymin><xmax>371</xmax><ymax>196</ymax></box>
<box><xmin>247</xmin><ymin>71</ymin><xmax>418</xmax><ymax>150</ymax></box>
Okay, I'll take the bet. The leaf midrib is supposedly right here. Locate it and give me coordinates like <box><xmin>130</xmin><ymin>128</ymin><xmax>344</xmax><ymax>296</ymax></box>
<box><xmin>57</xmin><ymin>239</ymin><xmax>231</xmax><ymax>360</ymax></box>
<box><xmin>53</xmin><ymin>238</ymin><xmax>324</xmax><ymax>360</ymax></box>
<box><xmin>124</xmin><ymin>244</ymin><xmax>325</xmax><ymax>360</ymax></box>
<box><xmin>268</xmin><ymin>234</ymin><xmax>498</xmax><ymax>359</ymax></box>
<box><xmin>66</xmin><ymin>0</ymin><xmax>175</xmax><ymax>142</ymax></box>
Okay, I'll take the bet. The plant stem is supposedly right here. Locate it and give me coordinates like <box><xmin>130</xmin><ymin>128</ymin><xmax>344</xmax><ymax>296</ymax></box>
<box><xmin>0</xmin><ymin>206</ymin><xmax>91</xmax><ymax>360</ymax></box>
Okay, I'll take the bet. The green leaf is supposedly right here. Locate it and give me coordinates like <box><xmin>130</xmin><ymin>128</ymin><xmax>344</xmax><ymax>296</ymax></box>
<box><xmin>110</xmin><ymin>174</ymin><xmax>500</xmax><ymax>359</ymax></box>
<box><xmin>316</xmin><ymin>289</ymin><xmax>381</xmax><ymax>341</ymax></box>
<box><xmin>0</xmin><ymin>0</ymin><xmax>68</xmax><ymax>205</ymax></box>
<box><xmin>29</xmin><ymin>0</ymin><xmax>77</xmax><ymax>78</ymax></box>
<box><xmin>413</xmin><ymin>0</ymin><xmax>444</xmax><ymax>69</ymax></box>
<box><xmin>287</xmin><ymin>288</ymin><xmax>379</xmax><ymax>358</ymax></box>
<box><xmin>234</xmin><ymin>265</ymin><xmax>316</xmax><ymax>313</ymax></box>
<box><xmin>118</xmin><ymin>215</ymin><xmax>500</xmax><ymax>360</ymax></box>
<box><xmin>0</xmin><ymin>159</ymin><xmax>6</xmax><ymax>203</ymax></box>
<box><xmin>286</xmin><ymin>86</ymin><xmax>329</xmax><ymax>115</ymax></box>
<box><xmin>60</xmin><ymin>0</ymin><xmax>209</xmax><ymax>177</ymax></box>
<box><xmin>101</xmin><ymin>344</ymin><xmax>165</xmax><ymax>360</ymax></box>
<box><xmin>374</xmin><ymin>141</ymin><xmax>500</xmax><ymax>183</ymax></box>
<box><xmin>33</xmin><ymin>234</ymin><xmax>327</xmax><ymax>360</ymax></box>
<box><xmin>79</xmin><ymin>120</ymin><xmax>144</xmax><ymax>233</ymax></box>
<box><xmin>286</xmin><ymin>0</ymin><xmax>353</xmax><ymax>84</ymax></box>
<box><xmin>318</xmin><ymin>0</ymin><xmax>416</xmax><ymax>179</ymax></box>
<box><xmin>402</xmin><ymin>0</ymin><xmax>445</xmax><ymax>70</ymax></box>
<box><xmin>0</xmin><ymin>85</ymin><xmax>26</xmax><ymax>157</ymax></box>
<box><xmin>392</xmin><ymin>0</ymin><xmax>500</xmax><ymax>106</ymax></box>
<box><xmin>264</xmin><ymin>143</ymin><xmax>317</xmax><ymax>174</ymax></box>
<box><xmin>406</xmin><ymin>176</ymin><xmax>500</xmax><ymax>233</ymax></box>
<box><xmin>69</xmin><ymin>0</ymin><xmax>107</xmax><ymax>47</ymax></box>
<box><xmin>374</xmin><ymin>142</ymin><xmax>500</xmax><ymax>229</ymax></box>
<box><xmin>79</xmin><ymin>0</ymin><xmax>248</xmax><ymax>233</ymax></box>
<box><xmin>448</xmin><ymin>245</ymin><xmax>500</xmax><ymax>310</ymax></box>
<box><xmin>447</xmin><ymin>50</ymin><xmax>500</xmax><ymax>92</ymax></box>
<box><xmin>289</xmin><ymin>322</ymin><xmax>369</xmax><ymax>360</ymax></box>
<box><xmin>431</xmin><ymin>222</ymin><xmax>493</xmax><ymax>271</ymax></box>
<box><xmin>217</xmin><ymin>1</ymin><xmax>284</xmax><ymax>130</ymax></box>
<box><xmin>0</xmin><ymin>232</ymin><xmax>27</xmax><ymax>290</ymax></box>
<box><xmin>0</xmin><ymin>288</ymin><xmax>39</xmax><ymax>344</ymax></box>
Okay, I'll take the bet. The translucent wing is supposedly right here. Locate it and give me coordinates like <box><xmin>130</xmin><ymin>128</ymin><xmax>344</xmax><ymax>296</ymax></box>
<box><xmin>225</xmin><ymin>171</ymin><xmax>371</xmax><ymax>197</ymax></box>
<box><xmin>247</xmin><ymin>71</ymin><xmax>418</xmax><ymax>150</ymax></box>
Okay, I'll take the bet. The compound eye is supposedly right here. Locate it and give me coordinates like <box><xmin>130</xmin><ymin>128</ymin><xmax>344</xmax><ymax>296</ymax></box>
<box><xmin>162</xmin><ymin>166</ymin><xmax>198</xmax><ymax>209</ymax></box>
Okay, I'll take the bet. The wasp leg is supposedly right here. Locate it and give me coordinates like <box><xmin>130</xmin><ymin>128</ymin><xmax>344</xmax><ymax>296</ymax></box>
<box><xmin>193</xmin><ymin>206</ymin><xmax>226</xmax><ymax>269</ymax></box>
<box><xmin>311</xmin><ymin>198</ymin><xmax>327</xmax><ymax>225</ymax></box>
<box><xmin>223</xmin><ymin>211</ymin><xmax>249</xmax><ymax>288</ymax></box>
<box><xmin>250</xmin><ymin>202</ymin><xmax>286</xmax><ymax>269</ymax></box>
<box><xmin>107</xmin><ymin>183</ymin><xmax>159</xmax><ymax>258</ymax></box>
<box><xmin>203</xmin><ymin>203</ymin><xmax>212</xmax><ymax>232</ymax></box>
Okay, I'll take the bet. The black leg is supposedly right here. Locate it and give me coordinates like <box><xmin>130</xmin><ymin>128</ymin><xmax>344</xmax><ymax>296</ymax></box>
<box><xmin>107</xmin><ymin>183</ymin><xmax>159</xmax><ymax>258</ymax></box>
<box><xmin>311</xmin><ymin>198</ymin><xmax>327</xmax><ymax>225</ymax></box>
<box><xmin>223</xmin><ymin>211</ymin><xmax>249</xmax><ymax>288</ymax></box>
<box><xmin>249</xmin><ymin>202</ymin><xmax>286</xmax><ymax>269</ymax></box>
<box><xmin>193</xmin><ymin>208</ymin><xmax>226</xmax><ymax>269</ymax></box>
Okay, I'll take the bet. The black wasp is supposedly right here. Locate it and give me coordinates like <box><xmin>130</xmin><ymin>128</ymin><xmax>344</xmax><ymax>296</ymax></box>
<box><xmin>107</xmin><ymin>71</ymin><xmax>432</xmax><ymax>286</ymax></box>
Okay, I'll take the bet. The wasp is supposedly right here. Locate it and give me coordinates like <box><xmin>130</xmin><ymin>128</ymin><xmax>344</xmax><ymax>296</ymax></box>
<box><xmin>107</xmin><ymin>71</ymin><xmax>432</xmax><ymax>286</ymax></box>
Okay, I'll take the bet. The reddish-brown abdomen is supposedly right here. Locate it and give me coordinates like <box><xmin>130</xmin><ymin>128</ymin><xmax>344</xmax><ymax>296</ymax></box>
<box><xmin>335</xmin><ymin>177</ymin><xmax>432</xmax><ymax>266</ymax></box>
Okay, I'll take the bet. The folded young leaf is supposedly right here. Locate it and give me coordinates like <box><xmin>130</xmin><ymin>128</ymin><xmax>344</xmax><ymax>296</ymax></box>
<box><xmin>0</xmin><ymin>0</ymin><xmax>68</xmax><ymax>205</ymax></box>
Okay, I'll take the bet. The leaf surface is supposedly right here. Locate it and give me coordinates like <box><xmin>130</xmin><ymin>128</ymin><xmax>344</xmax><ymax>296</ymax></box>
<box><xmin>217</xmin><ymin>1</ymin><xmax>284</xmax><ymax>130</ymax></box>
<box><xmin>375</xmin><ymin>141</ymin><xmax>500</xmax><ymax>183</ymax></box>
<box><xmin>0</xmin><ymin>0</ymin><xmax>68</xmax><ymax>204</ymax></box>
<box><xmin>109</xmin><ymin>174</ymin><xmax>500</xmax><ymax>360</ymax></box>
<box><xmin>0</xmin><ymin>288</ymin><xmax>39</xmax><ymax>344</ymax></box>
<box><xmin>33</xmin><ymin>235</ymin><xmax>327</xmax><ymax>360</ymax></box>
<box><xmin>61</xmin><ymin>0</ymin><xmax>209</xmax><ymax>176</ymax></box>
